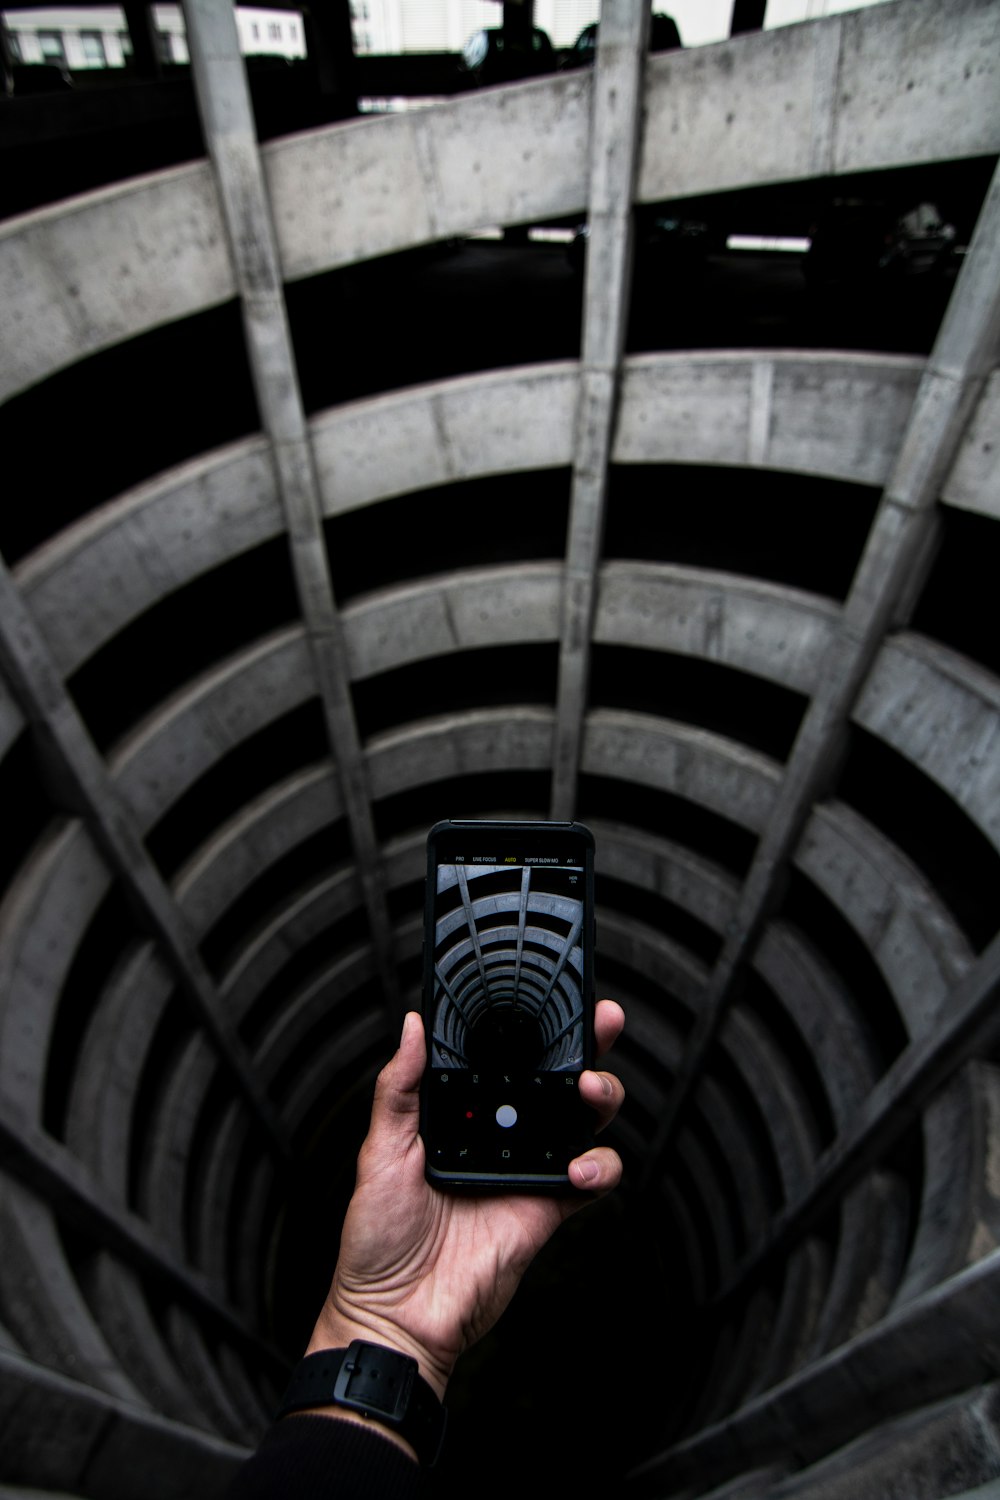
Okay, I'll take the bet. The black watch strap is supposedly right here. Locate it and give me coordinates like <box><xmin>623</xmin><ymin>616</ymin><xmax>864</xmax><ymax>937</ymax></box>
<box><xmin>275</xmin><ymin>1341</ymin><xmax>447</xmax><ymax>1466</ymax></box>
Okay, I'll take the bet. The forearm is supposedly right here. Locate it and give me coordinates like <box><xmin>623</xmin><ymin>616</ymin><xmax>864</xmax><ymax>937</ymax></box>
<box><xmin>227</xmin><ymin>1413</ymin><xmax>421</xmax><ymax>1498</ymax></box>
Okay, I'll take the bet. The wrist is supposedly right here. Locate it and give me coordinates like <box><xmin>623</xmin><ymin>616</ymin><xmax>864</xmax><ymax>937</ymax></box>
<box><xmin>307</xmin><ymin>1303</ymin><xmax>454</xmax><ymax>1404</ymax></box>
<box><xmin>279</xmin><ymin>1340</ymin><xmax>447</xmax><ymax>1467</ymax></box>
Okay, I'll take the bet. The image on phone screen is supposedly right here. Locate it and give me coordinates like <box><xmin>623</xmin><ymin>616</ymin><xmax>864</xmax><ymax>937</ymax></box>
<box><xmin>429</xmin><ymin>860</ymin><xmax>585</xmax><ymax>1072</ymax></box>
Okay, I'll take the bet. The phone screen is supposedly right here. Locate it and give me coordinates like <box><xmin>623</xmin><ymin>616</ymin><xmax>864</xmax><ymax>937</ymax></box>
<box><xmin>421</xmin><ymin>821</ymin><xmax>594</xmax><ymax>1188</ymax></box>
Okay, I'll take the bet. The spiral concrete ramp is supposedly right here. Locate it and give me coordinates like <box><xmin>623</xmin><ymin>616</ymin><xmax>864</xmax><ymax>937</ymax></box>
<box><xmin>1</xmin><ymin>1</ymin><xmax>999</xmax><ymax>1495</ymax></box>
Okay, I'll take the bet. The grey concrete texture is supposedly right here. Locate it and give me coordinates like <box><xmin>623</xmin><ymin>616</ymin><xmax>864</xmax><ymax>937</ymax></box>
<box><xmin>0</xmin><ymin>0</ymin><xmax>999</xmax><ymax>1495</ymax></box>
<box><xmin>3</xmin><ymin>355</ymin><xmax>990</xmax><ymax>705</ymax></box>
<box><xmin>763</xmin><ymin>1382</ymin><xmax>1000</xmax><ymax>1499</ymax></box>
<box><xmin>631</xmin><ymin>1255</ymin><xmax>1000</xmax><ymax>1494</ymax></box>
<box><xmin>640</xmin><ymin>0</ymin><xmax>1000</xmax><ymax>201</ymax></box>
<box><xmin>0</xmin><ymin>1347</ymin><xmax>248</xmax><ymax>1498</ymax></box>
<box><xmin>2</xmin><ymin>0</ymin><xmax>996</xmax><ymax>402</ymax></box>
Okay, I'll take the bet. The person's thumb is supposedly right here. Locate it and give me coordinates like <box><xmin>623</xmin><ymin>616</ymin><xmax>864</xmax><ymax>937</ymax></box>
<box><xmin>369</xmin><ymin>1011</ymin><xmax>425</xmax><ymax>1132</ymax></box>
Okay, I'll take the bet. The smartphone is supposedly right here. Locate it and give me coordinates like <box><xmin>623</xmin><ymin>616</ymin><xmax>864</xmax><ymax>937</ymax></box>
<box><xmin>420</xmin><ymin>819</ymin><xmax>596</xmax><ymax>1191</ymax></box>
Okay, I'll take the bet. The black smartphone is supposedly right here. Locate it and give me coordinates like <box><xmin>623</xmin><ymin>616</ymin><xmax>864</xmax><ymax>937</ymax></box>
<box><xmin>420</xmin><ymin>819</ymin><xmax>596</xmax><ymax>1191</ymax></box>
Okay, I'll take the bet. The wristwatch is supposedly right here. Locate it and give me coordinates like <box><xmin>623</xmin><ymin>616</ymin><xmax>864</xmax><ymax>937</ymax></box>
<box><xmin>275</xmin><ymin>1340</ymin><xmax>447</xmax><ymax>1465</ymax></box>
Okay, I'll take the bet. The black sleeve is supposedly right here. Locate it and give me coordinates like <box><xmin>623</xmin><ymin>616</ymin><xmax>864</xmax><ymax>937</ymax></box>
<box><xmin>225</xmin><ymin>1414</ymin><xmax>422</xmax><ymax>1499</ymax></box>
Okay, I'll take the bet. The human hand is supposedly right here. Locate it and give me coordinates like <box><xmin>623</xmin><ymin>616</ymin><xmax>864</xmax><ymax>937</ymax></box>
<box><xmin>306</xmin><ymin>999</ymin><xmax>625</xmax><ymax>1402</ymax></box>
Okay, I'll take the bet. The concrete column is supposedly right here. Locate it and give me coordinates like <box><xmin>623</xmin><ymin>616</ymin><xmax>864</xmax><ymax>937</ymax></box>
<box><xmin>712</xmin><ymin>929</ymin><xmax>1000</xmax><ymax>1307</ymax></box>
<box><xmin>730</xmin><ymin>0</ymin><xmax>767</xmax><ymax>35</ymax></box>
<box><xmin>0</xmin><ymin>560</ymin><xmax>290</xmax><ymax>1160</ymax></box>
<box><xmin>181</xmin><ymin>0</ymin><xmax>400</xmax><ymax>1020</ymax></box>
<box><xmin>630</xmin><ymin>1249</ymin><xmax>1000</xmax><ymax>1495</ymax></box>
<box><xmin>301</xmin><ymin>0</ymin><xmax>357</xmax><ymax>106</ymax></box>
<box><xmin>551</xmin><ymin>0</ymin><xmax>649</xmax><ymax>819</ymax></box>
<box><xmin>0</xmin><ymin>1345</ymin><xmax>249</xmax><ymax>1493</ymax></box>
<box><xmin>0</xmin><ymin>1094</ymin><xmax>284</xmax><ymax>1374</ymax></box>
<box><xmin>644</xmin><ymin>156</ymin><xmax>1000</xmax><ymax>1177</ymax></box>
<box><xmin>502</xmin><ymin>0</ymin><xmax>534</xmax><ymax>67</ymax></box>
<box><xmin>122</xmin><ymin>0</ymin><xmax>161</xmax><ymax>78</ymax></box>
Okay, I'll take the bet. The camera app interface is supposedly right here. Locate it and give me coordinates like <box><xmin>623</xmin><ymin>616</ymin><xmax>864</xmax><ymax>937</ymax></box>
<box><xmin>426</xmin><ymin>842</ymin><xmax>589</xmax><ymax>1178</ymax></box>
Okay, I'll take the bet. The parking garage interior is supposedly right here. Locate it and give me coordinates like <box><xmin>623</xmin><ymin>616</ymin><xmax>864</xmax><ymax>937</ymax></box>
<box><xmin>1</xmin><ymin>0</ymin><xmax>1000</xmax><ymax>1496</ymax></box>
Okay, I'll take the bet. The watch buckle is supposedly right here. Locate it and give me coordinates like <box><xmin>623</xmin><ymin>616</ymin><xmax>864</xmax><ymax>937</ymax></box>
<box><xmin>334</xmin><ymin>1339</ymin><xmax>415</xmax><ymax>1422</ymax></box>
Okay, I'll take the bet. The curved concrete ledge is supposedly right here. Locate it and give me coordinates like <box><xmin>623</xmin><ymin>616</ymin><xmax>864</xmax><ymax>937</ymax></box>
<box><xmin>16</xmin><ymin>438</ymin><xmax>280</xmax><ymax>678</ymax></box>
<box><xmin>2</xmin><ymin>702</ymin><xmax>966</xmax><ymax>1194</ymax></box>
<box><xmin>341</xmin><ymin>556</ymin><xmax>841</xmax><ymax>694</ymax></box>
<box><xmin>598</xmin><ymin>908</ymin><xmax>707</xmax><ymax>1013</ymax></box>
<box><xmin>583</xmin><ymin>708</ymin><xmax>780</xmax><ymax>831</ymax></box>
<box><xmin>629</xmin><ymin>1251</ymin><xmax>1000</xmax><ymax>1496</ymax></box>
<box><xmin>0</xmin><ymin>641</ymin><xmax>972</xmax><ymax>1166</ymax></box>
<box><xmin>311</xmin><ymin>364</ymin><xmax>575</xmax><ymax>516</ymax></box>
<box><xmin>229</xmin><ymin>1158</ymin><xmax>276</xmax><ymax>1318</ymax></box>
<box><xmin>605</xmin><ymin>1049</ymin><xmax>667</xmax><ymax>1136</ymax></box>
<box><xmin>716</xmin><ymin>1006</ymin><xmax>820</xmax><ymax>1201</ymax></box>
<box><xmin>9</xmin><ymin>353</ymin><xmax>923</xmax><ymax>681</ymax></box>
<box><xmin>366</xmin><ymin>706</ymin><xmax>553</xmax><ymax>798</ymax></box>
<box><xmin>165</xmin><ymin>1304</ymin><xmax>252</xmax><ymax>1442</ymax></box>
<box><xmin>77</xmin><ymin>1253</ymin><xmax>213</xmax><ymax>1431</ymax></box>
<box><xmin>219</xmin><ymin>866</ymin><xmax>363</xmax><ymax>1025</ymax></box>
<box><xmin>0</xmin><ymin>1177</ymin><xmax>140</xmax><ymax>1401</ymax></box>
<box><xmin>854</xmin><ymin>631</ymin><xmax>1000</xmax><ymax>855</ymax></box>
<box><xmin>0</xmin><ymin>683</ymin><xmax>25</xmax><ymax>765</ymax></box>
<box><xmin>615</xmin><ymin>353</ymin><xmax>920</xmax><ymax>486</ymax></box>
<box><xmin>178</xmin><ymin>776</ymin><xmax>968</xmax><ymax>1100</ymax></box>
<box><xmin>638</xmin><ymin>0</ymin><xmax>1000</xmax><ymax>203</ymax></box>
<box><xmin>183</xmin><ymin>818</ymin><xmax>440</xmax><ymax>1055</ymax></box>
<box><xmin>283</xmin><ymin>1007</ymin><xmax>388</xmax><ymax>1140</ymax></box>
<box><xmin>676</xmin><ymin>1128</ymin><xmax>740</xmax><ymax>1286</ymax></box>
<box><xmin>174</xmin><ymin>765</ymin><xmax>342</xmax><ymax>934</ymax></box>
<box><xmin>264</xmin><ymin>71</ymin><xmax>590</xmax><ymax>280</ymax></box>
<box><xmin>600</xmin><ymin>917</ymin><xmax>819</xmax><ymax>1206</ymax></box>
<box><xmin>797</xmin><ymin>802</ymin><xmax>974</xmax><ymax>1038</ymax></box>
<box><xmin>0</xmin><ymin>1344</ymin><xmax>248</xmax><ymax>1496</ymax></box>
<box><xmin>898</xmin><ymin>1064</ymin><xmax>1000</xmax><ymax>1305</ymax></box>
<box><xmin>217</xmin><ymin>1342</ymin><xmax>271</xmax><ymax>1433</ymax></box>
<box><xmin>341</xmin><ymin>563</ymin><xmax>562</xmax><ymax>679</ymax></box>
<box><xmin>109</xmin><ymin>628</ymin><xmax>314</xmax><ymax>831</ymax></box>
<box><xmin>700</xmin><ymin>1285</ymin><xmax>772</xmax><ymax>1429</ymax></box>
<box><xmin>193</xmin><ymin>1100</ymin><xmax>250</xmax><ymax>1291</ymax></box>
<box><xmin>594</xmin><ymin>562</ymin><xmax>841</xmax><ymax>692</ymax></box>
<box><xmin>751</xmin><ymin>1240</ymin><xmax>831</xmax><ymax>1399</ymax></box>
<box><xmin>805</xmin><ymin>1172</ymin><xmax>910</xmax><ymax>1363</ymax></box>
<box><xmin>65</xmin><ymin>946</ymin><xmax>173</xmax><ymax>1202</ymax></box>
<box><xmin>747</xmin><ymin>1383</ymin><xmax>1000</xmax><ymax>1500</ymax></box>
<box><xmin>596</xmin><ymin>819</ymin><xmax>738</xmax><ymax>920</ymax></box>
<box><xmin>4</xmin><ymin>0</ymin><xmax>995</xmax><ymax>404</ymax></box>
<box><xmin>696</xmin><ymin>1073</ymin><xmax>772</xmax><ymax>1253</ymax></box>
<box><xmin>253</xmin><ymin>947</ymin><xmax>373</xmax><ymax>1087</ymax></box>
<box><xmin>753</xmin><ymin>924</ymin><xmax>878</xmax><ymax>1127</ymax></box>
<box><xmin>662</xmin><ymin>1178</ymin><xmax>710</xmax><ymax>1304</ymax></box>
<box><xmin>0</xmin><ymin>821</ymin><xmax>111</xmax><ymax>1120</ymax></box>
<box><xmin>0</xmin><ymin>162</ymin><xmax>233</xmax><ymax>402</ymax></box>
<box><xmin>141</xmin><ymin>1034</ymin><xmax>216</xmax><ymax>1260</ymax></box>
<box><xmin>943</xmin><ymin>370</ymin><xmax>1000</xmax><ymax>519</ymax></box>
<box><xmin>597</xmin><ymin>802</ymin><xmax>969</xmax><ymax>1043</ymax></box>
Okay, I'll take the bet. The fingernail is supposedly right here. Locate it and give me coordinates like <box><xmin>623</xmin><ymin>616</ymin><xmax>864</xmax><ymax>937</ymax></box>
<box><xmin>575</xmin><ymin>1158</ymin><xmax>599</xmax><ymax>1183</ymax></box>
<box><xmin>598</xmin><ymin>1073</ymin><xmax>612</xmax><ymax>1096</ymax></box>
